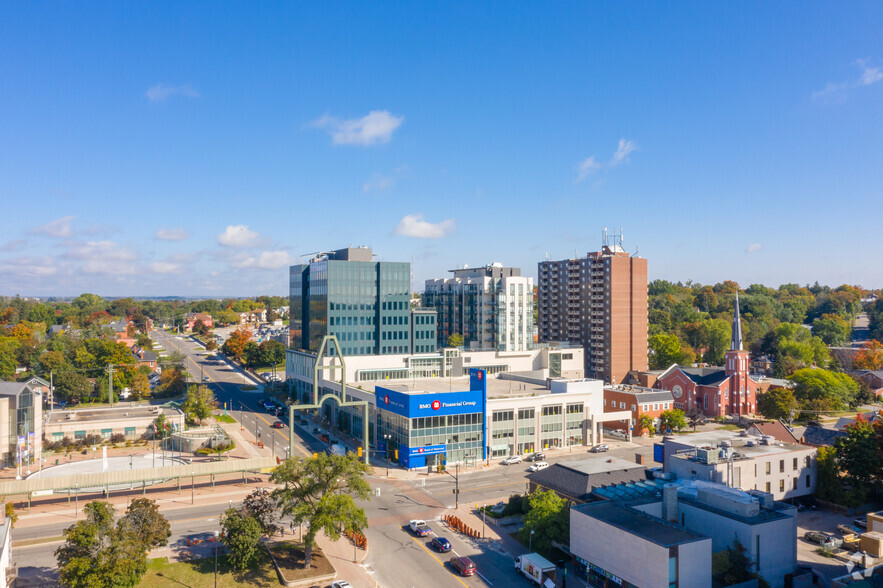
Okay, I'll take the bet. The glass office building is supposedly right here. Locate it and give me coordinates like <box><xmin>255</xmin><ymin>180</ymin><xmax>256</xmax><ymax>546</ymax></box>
<box><xmin>290</xmin><ymin>247</ymin><xmax>419</xmax><ymax>356</ymax></box>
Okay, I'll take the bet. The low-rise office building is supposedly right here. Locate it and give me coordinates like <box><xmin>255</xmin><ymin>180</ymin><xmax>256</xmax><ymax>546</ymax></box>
<box><xmin>527</xmin><ymin>456</ymin><xmax>647</xmax><ymax>502</ymax></box>
<box><xmin>0</xmin><ymin>380</ymin><xmax>42</xmax><ymax>468</ymax></box>
<box><xmin>44</xmin><ymin>405</ymin><xmax>185</xmax><ymax>444</ymax></box>
<box><xmin>571</xmin><ymin>480</ymin><xmax>799</xmax><ymax>588</ymax></box>
<box><xmin>603</xmin><ymin>384</ymin><xmax>674</xmax><ymax>436</ymax></box>
<box><xmin>660</xmin><ymin>429</ymin><xmax>817</xmax><ymax>501</ymax></box>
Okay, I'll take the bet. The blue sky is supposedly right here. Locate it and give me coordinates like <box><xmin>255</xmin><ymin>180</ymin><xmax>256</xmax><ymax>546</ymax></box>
<box><xmin>1</xmin><ymin>2</ymin><xmax>881</xmax><ymax>297</ymax></box>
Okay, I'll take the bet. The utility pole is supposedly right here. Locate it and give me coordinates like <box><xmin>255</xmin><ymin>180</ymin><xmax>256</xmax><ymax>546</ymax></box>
<box><xmin>49</xmin><ymin>371</ymin><xmax>53</xmax><ymax>410</ymax></box>
<box><xmin>107</xmin><ymin>364</ymin><xmax>114</xmax><ymax>408</ymax></box>
<box><xmin>447</xmin><ymin>462</ymin><xmax>460</xmax><ymax>509</ymax></box>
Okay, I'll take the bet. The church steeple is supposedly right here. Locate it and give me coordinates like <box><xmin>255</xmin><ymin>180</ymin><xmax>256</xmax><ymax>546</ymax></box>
<box><xmin>731</xmin><ymin>293</ymin><xmax>743</xmax><ymax>351</ymax></box>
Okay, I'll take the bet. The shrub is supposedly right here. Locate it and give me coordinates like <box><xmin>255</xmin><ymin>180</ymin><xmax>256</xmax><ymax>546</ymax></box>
<box><xmin>110</xmin><ymin>433</ymin><xmax>126</xmax><ymax>444</ymax></box>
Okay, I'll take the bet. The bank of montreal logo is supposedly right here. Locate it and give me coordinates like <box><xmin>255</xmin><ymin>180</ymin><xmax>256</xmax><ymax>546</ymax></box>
<box><xmin>383</xmin><ymin>395</ymin><xmax>390</xmax><ymax>405</ymax></box>
<box><xmin>431</xmin><ymin>400</ymin><xmax>441</xmax><ymax>410</ymax></box>
<box><xmin>476</xmin><ymin>370</ymin><xmax>483</xmax><ymax>380</ymax></box>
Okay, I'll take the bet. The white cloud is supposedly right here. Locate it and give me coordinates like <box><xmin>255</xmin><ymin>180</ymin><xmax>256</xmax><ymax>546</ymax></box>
<box><xmin>610</xmin><ymin>138</ymin><xmax>639</xmax><ymax>167</ymax></box>
<box><xmin>363</xmin><ymin>173</ymin><xmax>396</xmax><ymax>192</ymax></box>
<box><xmin>63</xmin><ymin>240</ymin><xmax>138</xmax><ymax>275</ymax></box>
<box><xmin>150</xmin><ymin>262</ymin><xmax>183</xmax><ymax>274</ymax></box>
<box><xmin>393</xmin><ymin>214</ymin><xmax>456</xmax><ymax>239</ymax></box>
<box><xmin>230</xmin><ymin>250</ymin><xmax>295</xmax><ymax>270</ymax></box>
<box><xmin>313</xmin><ymin>110</ymin><xmax>404</xmax><ymax>146</ymax></box>
<box><xmin>814</xmin><ymin>59</ymin><xmax>883</xmax><ymax>102</ymax></box>
<box><xmin>0</xmin><ymin>256</ymin><xmax>58</xmax><ymax>277</ymax></box>
<box><xmin>31</xmin><ymin>215</ymin><xmax>75</xmax><ymax>238</ymax></box>
<box><xmin>0</xmin><ymin>239</ymin><xmax>27</xmax><ymax>252</ymax></box>
<box><xmin>217</xmin><ymin>225</ymin><xmax>260</xmax><ymax>247</ymax></box>
<box><xmin>746</xmin><ymin>243</ymin><xmax>763</xmax><ymax>253</ymax></box>
<box><xmin>155</xmin><ymin>228</ymin><xmax>191</xmax><ymax>241</ymax></box>
<box><xmin>146</xmin><ymin>83</ymin><xmax>200</xmax><ymax>102</ymax></box>
<box><xmin>575</xmin><ymin>156</ymin><xmax>602</xmax><ymax>182</ymax></box>
<box><xmin>575</xmin><ymin>138</ymin><xmax>639</xmax><ymax>183</ymax></box>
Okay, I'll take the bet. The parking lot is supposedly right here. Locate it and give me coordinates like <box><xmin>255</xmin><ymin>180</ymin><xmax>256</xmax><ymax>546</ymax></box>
<box><xmin>796</xmin><ymin>508</ymin><xmax>870</xmax><ymax>583</ymax></box>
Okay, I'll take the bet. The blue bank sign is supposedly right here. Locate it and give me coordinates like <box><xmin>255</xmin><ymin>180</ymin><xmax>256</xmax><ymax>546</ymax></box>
<box><xmin>376</xmin><ymin>387</ymin><xmax>485</xmax><ymax>419</ymax></box>
<box><xmin>408</xmin><ymin>444</ymin><xmax>446</xmax><ymax>457</ymax></box>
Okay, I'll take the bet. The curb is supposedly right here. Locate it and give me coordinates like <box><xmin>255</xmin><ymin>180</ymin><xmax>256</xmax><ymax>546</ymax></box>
<box><xmin>265</xmin><ymin>541</ymin><xmax>338</xmax><ymax>588</ymax></box>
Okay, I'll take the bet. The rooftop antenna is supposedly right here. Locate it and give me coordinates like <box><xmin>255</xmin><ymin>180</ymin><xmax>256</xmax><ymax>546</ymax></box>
<box><xmin>602</xmin><ymin>226</ymin><xmax>608</xmax><ymax>248</ymax></box>
<box><xmin>544</xmin><ymin>252</ymin><xmax>550</xmax><ymax>261</ymax></box>
<box><xmin>619</xmin><ymin>227</ymin><xmax>624</xmax><ymax>247</ymax></box>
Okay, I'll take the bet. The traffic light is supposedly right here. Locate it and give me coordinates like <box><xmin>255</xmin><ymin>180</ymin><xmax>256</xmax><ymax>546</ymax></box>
<box><xmin>394</xmin><ymin>449</ymin><xmax>399</xmax><ymax>460</ymax></box>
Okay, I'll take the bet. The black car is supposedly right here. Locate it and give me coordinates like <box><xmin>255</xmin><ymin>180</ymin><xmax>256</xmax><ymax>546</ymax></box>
<box><xmin>272</xmin><ymin>421</ymin><xmax>285</xmax><ymax>429</ymax></box>
<box><xmin>430</xmin><ymin>537</ymin><xmax>452</xmax><ymax>552</ymax></box>
<box><xmin>529</xmin><ymin>452</ymin><xmax>546</xmax><ymax>461</ymax></box>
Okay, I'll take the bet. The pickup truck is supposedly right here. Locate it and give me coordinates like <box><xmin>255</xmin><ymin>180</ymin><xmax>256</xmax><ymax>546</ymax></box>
<box><xmin>409</xmin><ymin>519</ymin><xmax>431</xmax><ymax>537</ymax></box>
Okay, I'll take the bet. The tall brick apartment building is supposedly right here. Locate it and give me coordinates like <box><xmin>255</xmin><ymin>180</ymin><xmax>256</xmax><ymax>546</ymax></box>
<box><xmin>537</xmin><ymin>241</ymin><xmax>648</xmax><ymax>384</ymax></box>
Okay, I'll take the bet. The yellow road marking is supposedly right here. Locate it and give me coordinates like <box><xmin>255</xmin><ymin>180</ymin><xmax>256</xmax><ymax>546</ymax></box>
<box><xmin>408</xmin><ymin>534</ymin><xmax>470</xmax><ymax>588</ymax></box>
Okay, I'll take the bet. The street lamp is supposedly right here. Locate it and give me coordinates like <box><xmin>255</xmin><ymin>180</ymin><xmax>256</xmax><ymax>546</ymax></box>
<box><xmin>529</xmin><ymin>529</ymin><xmax>534</xmax><ymax>552</ymax></box>
<box><xmin>75</xmin><ymin>483</ymin><xmax>79</xmax><ymax>519</ymax></box>
<box><xmin>191</xmin><ymin>471</ymin><xmax>195</xmax><ymax>504</ymax></box>
<box><xmin>482</xmin><ymin>504</ymin><xmax>486</xmax><ymax>538</ymax></box>
<box><xmin>214</xmin><ymin>530</ymin><xmax>220</xmax><ymax>587</ymax></box>
<box><xmin>383</xmin><ymin>434</ymin><xmax>391</xmax><ymax>477</ymax></box>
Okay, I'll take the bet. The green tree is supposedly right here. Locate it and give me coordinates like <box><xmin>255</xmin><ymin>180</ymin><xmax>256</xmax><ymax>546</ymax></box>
<box><xmin>55</xmin><ymin>501</ymin><xmax>148</xmax><ymax>588</ymax></box>
<box><xmin>637</xmin><ymin>414</ymin><xmax>656</xmax><ymax>436</ymax></box>
<box><xmin>54</xmin><ymin>371</ymin><xmax>93</xmax><ymax>402</ymax></box>
<box><xmin>659</xmin><ymin>409</ymin><xmax>687</xmax><ymax>432</ymax></box>
<box><xmin>220</xmin><ymin>507</ymin><xmax>263</xmax><ymax>571</ymax></box>
<box><xmin>712</xmin><ymin>539</ymin><xmax>770</xmax><ymax>588</ymax></box>
<box><xmin>270</xmin><ymin>453</ymin><xmax>371</xmax><ymax>567</ymax></box>
<box><xmin>0</xmin><ymin>336</ymin><xmax>21</xmax><ymax>380</ymax></box>
<box><xmin>837</xmin><ymin>417</ymin><xmax>879</xmax><ymax>494</ymax></box>
<box><xmin>447</xmin><ymin>333</ymin><xmax>464</xmax><ymax>348</ymax></box>
<box><xmin>791</xmin><ymin>368</ymin><xmax>859</xmax><ymax>412</ymax></box>
<box><xmin>700</xmin><ymin>319</ymin><xmax>731</xmax><ymax>365</ymax></box>
<box><xmin>812</xmin><ymin>314</ymin><xmax>851</xmax><ymax>346</ymax></box>
<box><xmin>182</xmin><ymin>384</ymin><xmax>217</xmax><ymax>425</ymax></box>
<box><xmin>814</xmin><ymin>446</ymin><xmax>845</xmax><ymax>504</ymax></box>
<box><xmin>242</xmin><ymin>487</ymin><xmax>278</xmax><ymax>536</ymax></box>
<box><xmin>118</xmin><ymin>498</ymin><xmax>170</xmax><ymax>549</ymax></box>
<box><xmin>756</xmin><ymin>388</ymin><xmax>799</xmax><ymax>422</ymax></box>
<box><xmin>520</xmin><ymin>489</ymin><xmax>569</xmax><ymax>554</ymax></box>
<box><xmin>648</xmin><ymin>333</ymin><xmax>692</xmax><ymax>369</ymax></box>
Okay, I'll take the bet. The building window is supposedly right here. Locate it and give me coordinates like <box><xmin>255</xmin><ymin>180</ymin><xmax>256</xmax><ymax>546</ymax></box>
<box><xmin>806</xmin><ymin>475</ymin><xmax>811</xmax><ymax>488</ymax></box>
<box><xmin>766</xmin><ymin>462</ymin><xmax>771</xmax><ymax>475</ymax></box>
<box><xmin>793</xmin><ymin>457</ymin><xmax>798</xmax><ymax>470</ymax></box>
<box><xmin>793</xmin><ymin>478</ymin><xmax>798</xmax><ymax>490</ymax></box>
<box><xmin>125</xmin><ymin>427</ymin><xmax>136</xmax><ymax>437</ymax></box>
<box><xmin>75</xmin><ymin>431</ymin><xmax>86</xmax><ymax>440</ymax></box>
<box><xmin>779</xmin><ymin>459</ymin><xmax>784</xmax><ymax>473</ymax></box>
<box><xmin>52</xmin><ymin>432</ymin><xmax>63</xmax><ymax>441</ymax></box>
<box><xmin>101</xmin><ymin>429</ymin><xmax>112</xmax><ymax>439</ymax></box>
<box><xmin>779</xmin><ymin>479</ymin><xmax>785</xmax><ymax>493</ymax></box>
<box><xmin>766</xmin><ymin>482</ymin><xmax>771</xmax><ymax>493</ymax></box>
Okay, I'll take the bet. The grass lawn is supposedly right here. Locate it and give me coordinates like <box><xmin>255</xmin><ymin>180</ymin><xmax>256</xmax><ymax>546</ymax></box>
<box><xmin>240</xmin><ymin>385</ymin><xmax>259</xmax><ymax>391</ymax></box>
<box><xmin>715</xmin><ymin>424</ymin><xmax>743</xmax><ymax>431</ymax></box>
<box><xmin>254</xmin><ymin>364</ymin><xmax>285</xmax><ymax>374</ymax></box>
<box><xmin>139</xmin><ymin>550</ymin><xmax>278</xmax><ymax>587</ymax></box>
<box><xmin>266</xmin><ymin>541</ymin><xmax>335</xmax><ymax>583</ymax></box>
<box><xmin>214</xmin><ymin>414</ymin><xmax>236</xmax><ymax>424</ymax></box>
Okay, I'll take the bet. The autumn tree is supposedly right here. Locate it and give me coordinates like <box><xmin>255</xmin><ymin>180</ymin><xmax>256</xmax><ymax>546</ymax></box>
<box><xmin>854</xmin><ymin>340</ymin><xmax>883</xmax><ymax>371</ymax></box>
<box><xmin>446</xmin><ymin>334</ymin><xmax>464</xmax><ymax>348</ymax></box>
<box><xmin>118</xmin><ymin>498</ymin><xmax>171</xmax><ymax>549</ymax></box>
<box><xmin>242</xmin><ymin>487</ymin><xmax>278</xmax><ymax>536</ymax></box>
<box><xmin>270</xmin><ymin>453</ymin><xmax>371</xmax><ymax>567</ymax></box>
<box><xmin>222</xmin><ymin>327</ymin><xmax>252</xmax><ymax>359</ymax></box>
<box><xmin>637</xmin><ymin>414</ymin><xmax>656</xmax><ymax>436</ymax></box>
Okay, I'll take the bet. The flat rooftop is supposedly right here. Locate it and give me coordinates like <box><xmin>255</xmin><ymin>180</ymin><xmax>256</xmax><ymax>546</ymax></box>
<box><xmin>46</xmin><ymin>405</ymin><xmax>182</xmax><ymax>424</ymax></box>
<box><xmin>573</xmin><ymin>500</ymin><xmax>707</xmax><ymax>547</ymax></box>
<box><xmin>667</xmin><ymin>430</ymin><xmax>808</xmax><ymax>457</ymax></box>
<box><xmin>357</xmin><ymin>377</ymin><xmax>580</xmax><ymax>399</ymax></box>
<box><xmin>563</xmin><ymin>456</ymin><xmax>646</xmax><ymax>476</ymax></box>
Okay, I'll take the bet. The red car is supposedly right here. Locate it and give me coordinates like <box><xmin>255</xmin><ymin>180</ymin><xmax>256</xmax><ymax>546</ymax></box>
<box><xmin>450</xmin><ymin>556</ymin><xmax>476</xmax><ymax>576</ymax></box>
<box><xmin>271</xmin><ymin>421</ymin><xmax>284</xmax><ymax>429</ymax></box>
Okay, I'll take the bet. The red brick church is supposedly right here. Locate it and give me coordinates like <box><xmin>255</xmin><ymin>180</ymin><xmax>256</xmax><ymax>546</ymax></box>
<box><xmin>655</xmin><ymin>295</ymin><xmax>758</xmax><ymax>417</ymax></box>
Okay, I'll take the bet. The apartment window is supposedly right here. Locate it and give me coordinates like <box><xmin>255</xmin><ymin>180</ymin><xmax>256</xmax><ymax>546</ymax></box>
<box><xmin>779</xmin><ymin>479</ymin><xmax>785</xmax><ymax>493</ymax></box>
<box><xmin>779</xmin><ymin>459</ymin><xmax>784</xmax><ymax>473</ymax></box>
<box><xmin>766</xmin><ymin>482</ymin><xmax>771</xmax><ymax>493</ymax></box>
<box><xmin>765</xmin><ymin>462</ymin><xmax>770</xmax><ymax>475</ymax></box>
<box><xmin>793</xmin><ymin>457</ymin><xmax>798</xmax><ymax>471</ymax></box>
<box><xmin>806</xmin><ymin>475</ymin><xmax>811</xmax><ymax>488</ymax></box>
<box><xmin>620</xmin><ymin>402</ymin><xmax>626</xmax><ymax>409</ymax></box>
<box><xmin>793</xmin><ymin>478</ymin><xmax>798</xmax><ymax>490</ymax></box>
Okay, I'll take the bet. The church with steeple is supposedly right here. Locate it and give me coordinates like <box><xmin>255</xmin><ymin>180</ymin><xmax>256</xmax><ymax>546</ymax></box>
<box><xmin>654</xmin><ymin>295</ymin><xmax>759</xmax><ymax>417</ymax></box>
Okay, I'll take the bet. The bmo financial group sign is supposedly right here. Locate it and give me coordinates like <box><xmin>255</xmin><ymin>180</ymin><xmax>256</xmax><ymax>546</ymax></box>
<box><xmin>376</xmin><ymin>372</ymin><xmax>486</xmax><ymax>419</ymax></box>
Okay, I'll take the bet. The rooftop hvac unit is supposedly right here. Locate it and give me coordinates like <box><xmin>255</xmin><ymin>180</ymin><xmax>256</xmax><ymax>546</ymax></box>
<box><xmin>721</xmin><ymin>440</ymin><xmax>732</xmax><ymax>448</ymax></box>
<box><xmin>697</xmin><ymin>448</ymin><xmax>719</xmax><ymax>464</ymax></box>
<box><xmin>760</xmin><ymin>436</ymin><xmax>774</xmax><ymax>445</ymax></box>
<box><xmin>739</xmin><ymin>430</ymin><xmax>748</xmax><ymax>437</ymax></box>
<box><xmin>746</xmin><ymin>440</ymin><xmax>755</xmax><ymax>447</ymax></box>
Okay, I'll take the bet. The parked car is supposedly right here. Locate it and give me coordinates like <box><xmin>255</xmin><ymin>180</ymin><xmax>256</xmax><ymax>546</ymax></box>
<box><xmin>450</xmin><ymin>556</ymin><xmax>477</xmax><ymax>577</ymax></box>
<box><xmin>804</xmin><ymin>531</ymin><xmax>842</xmax><ymax>548</ymax></box>
<box><xmin>838</xmin><ymin>524</ymin><xmax>862</xmax><ymax>535</ymax></box>
<box><xmin>854</xmin><ymin>517</ymin><xmax>868</xmax><ymax>529</ymax></box>
<box><xmin>608</xmin><ymin>429</ymin><xmax>627</xmax><ymax>439</ymax></box>
<box><xmin>528</xmin><ymin>461</ymin><xmax>550</xmax><ymax>472</ymax></box>
<box><xmin>590</xmin><ymin>444</ymin><xmax>609</xmax><ymax>453</ymax></box>
<box><xmin>502</xmin><ymin>455</ymin><xmax>522</xmax><ymax>465</ymax></box>
<box><xmin>272</xmin><ymin>421</ymin><xmax>285</xmax><ymax>429</ymax></box>
<box><xmin>330</xmin><ymin>582</ymin><xmax>353</xmax><ymax>588</ymax></box>
<box><xmin>202</xmin><ymin>375</ymin><xmax>210</xmax><ymax>383</ymax></box>
<box><xmin>430</xmin><ymin>537</ymin><xmax>452</xmax><ymax>552</ymax></box>
<box><xmin>409</xmin><ymin>519</ymin><xmax>431</xmax><ymax>537</ymax></box>
<box><xmin>528</xmin><ymin>452</ymin><xmax>546</xmax><ymax>462</ymax></box>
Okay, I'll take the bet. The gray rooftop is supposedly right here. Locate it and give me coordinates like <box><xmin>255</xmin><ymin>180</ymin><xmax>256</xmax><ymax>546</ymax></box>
<box><xmin>573</xmin><ymin>500</ymin><xmax>707</xmax><ymax>547</ymax></box>
<box><xmin>666</xmin><ymin>430</ymin><xmax>811</xmax><ymax>458</ymax></box>
<box><xmin>367</xmin><ymin>377</ymin><xmax>558</xmax><ymax>399</ymax></box>
<box><xmin>47</xmin><ymin>405</ymin><xmax>182</xmax><ymax>424</ymax></box>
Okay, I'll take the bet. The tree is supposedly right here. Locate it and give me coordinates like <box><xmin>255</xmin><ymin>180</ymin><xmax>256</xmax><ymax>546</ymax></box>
<box><xmin>55</xmin><ymin>501</ymin><xmax>148</xmax><ymax>588</ymax></box>
<box><xmin>118</xmin><ymin>498</ymin><xmax>170</xmax><ymax>549</ymax></box>
<box><xmin>756</xmin><ymin>388</ymin><xmax>799</xmax><ymax>422</ymax></box>
<box><xmin>54</xmin><ymin>371</ymin><xmax>93</xmax><ymax>403</ymax></box>
<box><xmin>686</xmin><ymin>407</ymin><xmax>706</xmax><ymax>431</ymax></box>
<box><xmin>837</xmin><ymin>417</ymin><xmax>879</xmax><ymax>494</ymax></box>
<box><xmin>791</xmin><ymin>368</ymin><xmax>859</xmax><ymax>412</ymax></box>
<box><xmin>3</xmin><ymin>501</ymin><xmax>18</xmax><ymax>528</ymax></box>
<box><xmin>242</xmin><ymin>487</ymin><xmax>278</xmax><ymax>536</ymax></box>
<box><xmin>520</xmin><ymin>489</ymin><xmax>569</xmax><ymax>553</ymax></box>
<box><xmin>220</xmin><ymin>507</ymin><xmax>263</xmax><ymax>571</ymax></box>
<box><xmin>205</xmin><ymin>338</ymin><xmax>217</xmax><ymax>351</ymax></box>
<box><xmin>812</xmin><ymin>314</ymin><xmax>851</xmax><ymax>346</ymax></box>
<box><xmin>659</xmin><ymin>409</ymin><xmax>687</xmax><ymax>432</ymax></box>
<box><xmin>222</xmin><ymin>327</ymin><xmax>252</xmax><ymax>359</ymax></box>
<box><xmin>712</xmin><ymin>539</ymin><xmax>770</xmax><ymax>588</ymax></box>
<box><xmin>155</xmin><ymin>367</ymin><xmax>186</xmax><ymax>397</ymax></box>
<box><xmin>182</xmin><ymin>384</ymin><xmax>217</xmax><ymax>425</ymax></box>
<box><xmin>814</xmin><ymin>446</ymin><xmax>845</xmax><ymax>504</ymax></box>
<box><xmin>446</xmin><ymin>333</ymin><xmax>464</xmax><ymax>348</ymax></box>
<box><xmin>637</xmin><ymin>414</ymin><xmax>656</xmax><ymax>436</ymax></box>
<box><xmin>700</xmin><ymin>319</ymin><xmax>731</xmax><ymax>365</ymax></box>
<box><xmin>648</xmin><ymin>333</ymin><xmax>693</xmax><ymax>369</ymax></box>
<box><xmin>854</xmin><ymin>340</ymin><xmax>883</xmax><ymax>371</ymax></box>
<box><xmin>259</xmin><ymin>340</ymin><xmax>286</xmax><ymax>366</ymax></box>
<box><xmin>270</xmin><ymin>453</ymin><xmax>371</xmax><ymax>567</ymax></box>
<box><xmin>130</xmin><ymin>372</ymin><xmax>151</xmax><ymax>400</ymax></box>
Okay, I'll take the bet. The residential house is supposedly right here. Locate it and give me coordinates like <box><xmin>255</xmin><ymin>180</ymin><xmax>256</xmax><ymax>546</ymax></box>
<box><xmin>107</xmin><ymin>319</ymin><xmax>135</xmax><ymax>347</ymax></box>
<box><xmin>746</xmin><ymin>421</ymin><xmax>799</xmax><ymax>444</ymax></box>
<box><xmin>800</xmin><ymin>425</ymin><xmax>847</xmax><ymax>447</ymax></box>
<box><xmin>239</xmin><ymin>309</ymin><xmax>267</xmax><ymax>325</ymax></box>
<box><xmin>130</xmin><ymin>345</ymin><xmax>158</xmax><ymax>370</ymax></box>
<box><xmin>184</xmin><ymin>313</ymin><xmax>213</xmax><ymax>331</ymax></box>
<box><xmin>857</xmin><ymin>370</ymin><xmax>883</xmax><ymax>399</ymax></box>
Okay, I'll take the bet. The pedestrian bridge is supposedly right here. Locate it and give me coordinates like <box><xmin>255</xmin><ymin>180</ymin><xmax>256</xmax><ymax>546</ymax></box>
<box><xmin>0</xmin><ymin>456</ymin><xmax>278</xmax><ymax>499</ymax></box>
